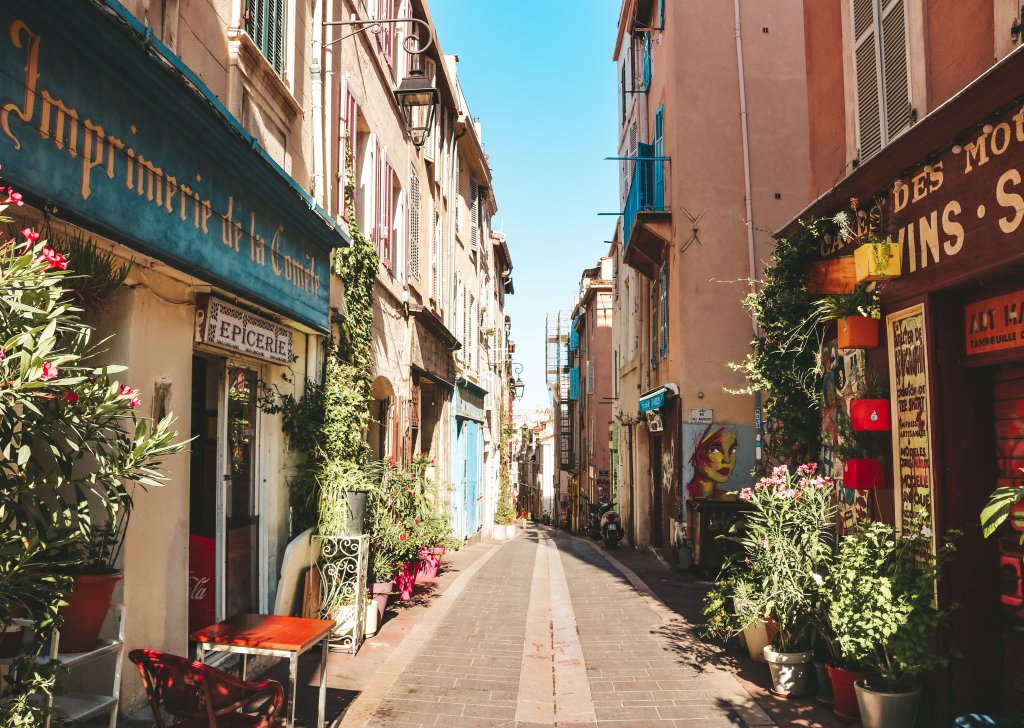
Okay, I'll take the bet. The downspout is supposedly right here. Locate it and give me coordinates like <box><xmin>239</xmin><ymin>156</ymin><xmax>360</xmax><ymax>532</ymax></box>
<box><xmin>311</xmin><ymin>0</ymin><xmax>325</xmax><ymax>202</ymax></box>
<box><xmin>734</xmin><ymin>0</ymin><xmax>764</xmax><ymax>456</ymax></box>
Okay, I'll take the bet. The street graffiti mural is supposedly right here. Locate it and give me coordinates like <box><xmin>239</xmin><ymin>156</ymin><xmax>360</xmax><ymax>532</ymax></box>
<box><xmin>682</xmin><ymin>423</ymin><xmax>755</xmax><ymax>501</ymax></box>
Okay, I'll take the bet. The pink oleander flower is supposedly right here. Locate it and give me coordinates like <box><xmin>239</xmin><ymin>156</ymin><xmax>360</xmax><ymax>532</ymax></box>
<box><xmin>39</xmin><ymin>362</ymin><xmax>58</xmax><ymax>381</ymax></box>
<box><xmin>119</xmin><ymin>384</ymin><xmax>133</xmax><ymax>396</ymax></box>
<box><xmin>739</xmin><ymin>488</ymin><xmax>753</xmax><ymax>501</ymax></box>
<box><xmin>760</xmin><ymin>539</ymin><xmax>769</xmax><ymax>548</ymax></box>
<box><xmin>21</xmin><ymin>228</ymin><xmax>39</xmax><ymax>244</ymax></box>
<box><xmin>5</xmin><ymin>191</ymin><xmax>23</xmax><ymax>206</ymax></box>
<box><xmin>64</xmin><ymin>391</ymin><xmax>79</xmax><ymax>404</ymax></box>
<box><xmin>796</xmin><ymin>463</ymin><xmax>817</xmax><ymax>476</ymax></box>
<box><xmin>129</xmin><ymin>395</ymin><xmax>142</xmax><ymax>408</ymax></box>
<box><xmin>0</xmin><ymin>348</ymin><xmax>5</xmax><ymax>361</ymax></box>
<box><xmin>38</xmin><ymin>246</ymin><xmax>67</xmax><ymax>270</ymax></box>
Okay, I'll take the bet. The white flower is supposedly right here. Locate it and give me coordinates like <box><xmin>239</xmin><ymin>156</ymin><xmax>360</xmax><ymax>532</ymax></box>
<box><xmin>811</xmin><ymin>573</ymin><xmax>824</xmax><ymax>586</ymax></box>
<box><xmin>920</xmin><ymin>525</ymin><xmax>933</xmax><ymax>539</ymax></box>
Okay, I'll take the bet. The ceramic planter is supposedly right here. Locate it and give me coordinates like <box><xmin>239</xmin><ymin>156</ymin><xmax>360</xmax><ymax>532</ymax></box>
<box><xmin>814</xmin><ymin>661</ymin><xmax>834</xmax><ymax>706</ymax></box>
<box><xmin>370</xmin><ymin>580</ymin><xmax>394</xmax><ymax>624</ymax></box>
<box><xmin>843</xmin><ymin>458</ymin><xmax>885</xmax><ymax>490</ymax></box>
<box><xmin>854</xmin><ymin>241</ymin><xmax>902</xmax><ymax>283</ymax></box>
<box><xmin>57</xmin><ymin>572</ymin><xmax>122</xmax><ymax>652</ymax></box>
<box><xmin>850</xmin><ymin>398</ymin><xmax>891</xmax><ymax>431</ymax></box>
<box><xmin>364</xmin><ymin>602</ymin><xmax>378</xmax><ymax>637</ymax></box>
<box><xmin>343</xmin><ymin>490</ymin><xmax>370</xmax><ymax>535</ymax></box>
<box><xmin>807</xmin><ymin>257</ymin><xmax>857</xmax><ymax>294</ymax></box>
<box><xmin>837</xmin><ymin>315</ymin><xmax>879</xmax><ymax>349</ymax></box>
<box><xmin>763</xmin><ymin>646</ymin><xmax>814</xmax><ymax>697</ymax></box>
<box><xmin>828</xmin><ymin>664</ymin><xmax>868</xmax><ymax>720</ymax></box>
<box><xmin>417</xmin><ymin>548</ymin><xmax>440</xmax><ymax>581</ymax></box>
<box><xmin>395</xmin><ymin>561</ymin><xmax>419</xmax><ymax>601</ymax></box>
<box><xmin>854</xmin><ymin>678</ymin><xmax>921</xmax><ymax>728</ymax></box>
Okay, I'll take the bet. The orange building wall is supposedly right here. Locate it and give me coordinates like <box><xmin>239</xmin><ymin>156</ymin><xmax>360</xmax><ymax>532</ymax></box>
<box><xmin>925</xmin><ymin>0</ymin><xmax>994</xmax><ymax>108</ymax></box>
<box><xmin>803</xmin><ymin>0</ymin><xmax>847</xmax><ymax>198</ymax></box>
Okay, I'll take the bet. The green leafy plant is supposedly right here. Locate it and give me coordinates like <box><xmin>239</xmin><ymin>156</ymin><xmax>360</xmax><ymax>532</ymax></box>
<box><xmin>703</xmin><ymin>463</ymin><xmax>837</xmax><ymax>653</ymax></box>
<box><xmin>981</xmin><ymin>467</ymin><xmax>1024</xmax><ymax>540</ymax></box>
<box><xmin>494</xmin><ymin>398</ymin><xmax>516</xmax><ymax>525</ymax></box>
<box><xmin>828</xmin><ymin>519</ymin><xmax>957</xmax><ymax>689</ymax></box>
<box><xmin>814</xmin><ymin>284</ymin><xmax>881</xmax><ymax>322</ymax></box>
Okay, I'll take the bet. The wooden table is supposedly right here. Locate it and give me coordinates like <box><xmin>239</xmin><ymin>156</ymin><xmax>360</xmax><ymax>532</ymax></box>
<box><xmin>191</xmin><ymin>613</ymin><xmax>336</xmax><ymax>727</ymax></box>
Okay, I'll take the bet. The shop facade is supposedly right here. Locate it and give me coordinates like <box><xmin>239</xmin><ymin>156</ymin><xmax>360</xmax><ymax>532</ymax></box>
<box><xmin>784</xmin><ymin>42</ymin><xmax>1024</xmax><ymax>719</ymax></box>
<box><xmin>0</xmin><ymin>1</ymin><xmax>348</xmax><ymax>709</ymax></box>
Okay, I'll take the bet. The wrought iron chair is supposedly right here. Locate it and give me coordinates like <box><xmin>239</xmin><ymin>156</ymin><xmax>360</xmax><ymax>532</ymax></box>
<box><xmin>128</xmin><ymin>649</ymin><xmax>285</xmax><ymax>727</ymax></box>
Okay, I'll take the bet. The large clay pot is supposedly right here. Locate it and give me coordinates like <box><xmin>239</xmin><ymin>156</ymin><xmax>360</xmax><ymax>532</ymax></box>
<box><xmin>58</xmin><ymin>572</ymin><xmax>122</xmax><ymax>652</ymax></box>
<box><xmin>855</xmin><ymin>678</ymin><xmax>921</xmax><ymax>728</ymax></box>
<box><xmin>370</xmin><ymin>581</ymin><xmax>394</xmax><ymax>624</ymax></box>
<box><xmin>828</xmin><ymin>664</ymin><xmax>867</xmax><ymax>720</ymax></box>
<box><xmin>763</xmin><ymin>646</ymin><xmax>814</xmax><ymax>697</ymax></box>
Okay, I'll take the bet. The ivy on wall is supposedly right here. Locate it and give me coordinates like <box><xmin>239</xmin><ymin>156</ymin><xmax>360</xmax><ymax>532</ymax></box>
<box><xmin>731</xmin><ymin>217</ymin><xmax>843</xmax><ymax>467</ymax></box>
<box><xmin>494</xmin><ymin>398</ymin><xmax>516</xmax><ymax>525</ymax></box>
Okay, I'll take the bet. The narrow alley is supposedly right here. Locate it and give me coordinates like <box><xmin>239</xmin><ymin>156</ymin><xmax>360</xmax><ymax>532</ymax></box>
<box><xmin>330</xmin><ymin>528</ymin><xmax>842</xmax><ymax>728</ymax></box>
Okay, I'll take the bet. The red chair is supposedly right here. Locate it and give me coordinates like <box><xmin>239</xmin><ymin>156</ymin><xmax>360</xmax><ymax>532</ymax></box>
<box><xmin>128</xmin><ymin>649</ymin><xmax>285</xmax><ymax>727</ymax></box>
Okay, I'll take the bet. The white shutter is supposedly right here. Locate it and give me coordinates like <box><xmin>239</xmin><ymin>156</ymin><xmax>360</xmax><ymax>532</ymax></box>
<box><xmin>429</xmin><ymin>198</ymin><xmax>437</xmax><ymax>297</ymax></box>
<box><xmin>881</xmin><ymin>0</ymin><xmax>911</xmax><ymax>139</ymax></box>
<box><xmin>624</xmin><ymin>122</ymin><xmax>638</xmax><ymax>206</ymax></box>
<box><xmin>409</xmin><ymin>165</ymin><xmax>421</xmax><ymax>280</ymax></box>
<box><xmin>852</xmin><ymin>0</ymin><xmax>883</xmax><ymax>161</ymax></box>
<box><xmin>423</xmin><ymin>58</ymin><xmax>437</xmax><ymax>163</ymax></box>
<box><xmin>470</xmin><ymin>178</ymin><xmax>479</xmax><ymax>249</ymax></box>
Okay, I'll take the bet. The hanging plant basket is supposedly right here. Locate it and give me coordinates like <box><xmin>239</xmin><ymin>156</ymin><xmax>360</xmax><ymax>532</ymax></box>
<box><xmin>854</xmin><ymin>241</ymin><xmax>902</xmax><ymax>283</ymax></box>
<box><xmin>843</xmin><ymin>458</ymin><xmax>885</xmax><ymax>490</ymax></box>
<box><xmin>850</xmin><ymin>399</ymin><xmax>891</xmax><ymax>431</ymax></box>
<box><xmin>838</xmin><ymin>316</ymin><xmax>880</xmax><ymax>349</ymax></box>
<box><xmin>806</xmin><ymin>257</ymin><xmax>857</xmax><ymax>294</ymax></box>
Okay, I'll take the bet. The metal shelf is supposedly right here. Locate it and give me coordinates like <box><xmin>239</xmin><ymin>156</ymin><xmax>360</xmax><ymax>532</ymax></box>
<box><xmin>52</xmin><ymin>693</ymin><xmax>118</xmax><ymax>723</ymax></box>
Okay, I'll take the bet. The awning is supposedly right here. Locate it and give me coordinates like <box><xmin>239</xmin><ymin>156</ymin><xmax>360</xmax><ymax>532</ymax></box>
<box><xmin>638</xmin><ymin>384</ymin><xmax>678</xmax><ymax>413</ymax></box>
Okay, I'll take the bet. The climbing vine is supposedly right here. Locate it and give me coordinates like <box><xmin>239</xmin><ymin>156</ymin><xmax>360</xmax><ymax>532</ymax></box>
<box><xmin>731</xmin><ymin>217</ymin><xmax>843</xmax><ymax>467</ymax></box>
<box><xmin>494</xmin><ymin>397</ymin><xmax>516</xmax><ymax>525</ymax></box>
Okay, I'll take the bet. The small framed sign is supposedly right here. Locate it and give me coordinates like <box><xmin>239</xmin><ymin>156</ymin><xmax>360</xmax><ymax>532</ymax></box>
<box><xmin>690</xmin><ymin>408</ymin><xmax>713</xmax><ymax>424</ymax></box>
<box><xmin>195</xmin><ymin>297</ymin><xmax>294</xmax><ymax>365</ymax></box>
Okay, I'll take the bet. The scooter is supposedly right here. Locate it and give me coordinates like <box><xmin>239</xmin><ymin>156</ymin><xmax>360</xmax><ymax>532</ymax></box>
<box><xmin>600</xmin><ymin>504</ymin><xmax>624</xmax><ymax>547</ymax></box>
<box><xmin>587</xmin><ymin>503</ymin><xmax>603</xmax><ymax>540</ymax></box>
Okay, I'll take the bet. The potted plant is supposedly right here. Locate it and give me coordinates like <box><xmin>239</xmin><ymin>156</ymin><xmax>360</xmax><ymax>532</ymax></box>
<box><xmin>829</xmin><ymin>520</ymin><xmax>957</xmax><ymax>728</ymax></box>
<box><xmin>704</xmin><ymin>463</ymin><xmax>837</xmax><ymax>696</ymax></box>
<box><xmin>854</xmin><ymin>238</ymin><xmax>902</xmax><ymax>283</ymax></box>
<box><xmin>815</xmin><ymin>285</ymin><xmax>881</xmax><ymax>349</ymax></box>
<box><xmin>833</xmin><ymin>407</ymin><xmax>889</xmax><ymax>491</ymax></box>
<box><xmin>849</xmin><ymin>369</ymin><xmax>891</xmax><ymax>432</ymax></box>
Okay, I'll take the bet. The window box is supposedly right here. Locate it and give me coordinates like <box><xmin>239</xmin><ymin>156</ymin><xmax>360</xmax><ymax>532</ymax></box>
<box><xmin>854</xmin><ymin>241</ymin><xmax>902</xmax><ymax>283</ymax></box>
<box><xmin>837</xmin><ymin>315</ymin><xmax>879</xmax><ymax>349</ymax></box>
<box><xmin>806</xmin><ymin>257</ymin><xmax>857</xmax><ymax>294</ymax></box>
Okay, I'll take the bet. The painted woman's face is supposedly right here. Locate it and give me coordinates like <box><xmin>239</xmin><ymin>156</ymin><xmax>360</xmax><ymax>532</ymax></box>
<box><xmin>702</xmin><ymin>430</ymin><xmax>738</xmax><ymax>484</ymax></box>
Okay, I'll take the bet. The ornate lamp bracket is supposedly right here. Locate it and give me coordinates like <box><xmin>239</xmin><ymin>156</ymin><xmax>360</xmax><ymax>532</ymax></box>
<box><xmin>323</xmin><ymin>17</ymin><xmax>434</xmax><ymax>54</ymax></box>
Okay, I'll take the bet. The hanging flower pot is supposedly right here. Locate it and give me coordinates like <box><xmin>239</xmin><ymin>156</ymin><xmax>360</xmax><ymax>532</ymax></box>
<box><xmin>854</xmin><ymin>240</ymin><xmax>902</xmax><ymax>283</ymax></box>
<box><xmin>837</xmin><ymin>315</ymin><xmax>879</xmax><ymax>349</ymax></box>
<box><xmin>807</xmin><ymin>257</ymin><xmax>857</xmax><ymax>294</ymax></box>
<box><xmin>850</xmin><ymin>399</ymin><xmax>891</xmax><ymax>431</ymax></box>
<box><xmin>843</xmin><ymin>458</ymin><xmax>885</xmax><ymax>490</ymax></box>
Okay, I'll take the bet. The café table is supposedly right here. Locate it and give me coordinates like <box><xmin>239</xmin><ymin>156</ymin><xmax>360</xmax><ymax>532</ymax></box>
<box><xmin>191</xmin><ymin>613</ymin><xmax>336</xmax><ymax>728</ymax></box>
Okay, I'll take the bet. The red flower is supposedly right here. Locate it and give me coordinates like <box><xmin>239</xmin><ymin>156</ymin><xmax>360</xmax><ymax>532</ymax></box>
<box><xmin>119</xmin><ymin>384</ymin><xmax>133</xmax><ymax>396</ymax></box>
<box><xmin>0</xmin><ymin>348</ymin><xmax>5</xmax><ymax>361</ymax></box>
<box><xmin>64</xmin><ymin>391</ymin><xmax>79</xmax><ymax>404</ymax></box>
<box><xmin>415</xmin><ymin>519</ymin><xmax>421</xmax><ymax>524</ymax></box>
<box><xmin>129</xmin><ymin>395</ymin><xmax>142</xmax><ymax>408</ymax></box>
<box><xmin>21</xmin><ymin>228</ymin><xmax>39</xmax><ymax>244</ymax></box>
<box><xmin>37</xmin><ymin>247</ymin><xmax>68</xmax><ymax>270</ymax></box>
<box><xmin>39</xmin><ymin>362</ymin><xmax>58</xmax><ymax>381</ymax></box>
<box><xmin>399</xmin><ymin>534</ymin><xmax>408</xmax><ymax>541</ymax></box>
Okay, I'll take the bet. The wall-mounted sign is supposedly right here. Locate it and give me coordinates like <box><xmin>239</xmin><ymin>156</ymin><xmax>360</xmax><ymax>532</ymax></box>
<box><xmin>0</xmin><ymin>7</ymin><xmax>335</xmax><ymax>330</ymax></box>
<box><xmin>195</xmin><ymin>297</ymin><xmax>294</xmax><ymax>365</ymax></box>
<box><xmin>690</xmin><ymin>408</ymin><xmax>713</xmax><ymax>424</ymax></box>
<box><xmin>965</xmin><ymin>289</ymin><xmax>1024</xmax><ymax>356</ymax></box>
<box><xmin>887</xmin><ymin>304</ymin><xmax>937</xmax><ymax>556</ymax></box>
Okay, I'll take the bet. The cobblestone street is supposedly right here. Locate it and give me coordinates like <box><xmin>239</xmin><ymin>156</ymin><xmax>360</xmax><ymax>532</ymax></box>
<box><xmin>335</xmin><ymin>527</ymin><xmax>844</xmax><ymax>728</ymax></box>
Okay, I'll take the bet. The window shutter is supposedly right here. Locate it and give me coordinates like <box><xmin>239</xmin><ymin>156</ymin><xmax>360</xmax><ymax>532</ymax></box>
<box><xmin>587</xmin><ymin>361</ymin><xmax>594</xmax><ymax>395</ymax></box>
<box><xmin>659</xmin><ymin>264</ymin><xmax>668</xmax><ymax>360</ymax></box>
<box><xmin>371</xmin><ymin>138</ymin><xmax>381</xmax><ymax>255</ymax></box>
<box><xmin>454</xmin><ymin>162</ymin><xmax>461</xmax><ymax>234</ymax></box>
<box><xmin>245</xmin><ymin>0</ymin><xmax>285</xmax><ymax>74</ymax></box>
<box><xmin>880</xmin><ymin>0</ymin><xmax>911</xmax><ymax>139</ymax></box>
<box><xmin>378</xmin><ymin>0</ymin><xmax>395</xmax><ymax>66</ymax></box>
<box><xmin>340</xmin><ymin>82</ymin><xmax>358</xmax><ymax>221</ymax></box>
<box><xmin>650</xmin><ymin>279</ymin><xmax>659</xmax><ymax>369</ymax></box>
<box><xmin>470</xmin><ymin>178</ymin><xmax>479</xmax><ymax>249</ymax></box>
<box><xmin>382</xmin><ymin>156</ymin><xmax>394</xmax><ymax>270</ymax></box>
<box><xmin>853</xmin><ymin>24</ymin><xmax>882</xmax><ymax>161</ymax></box>
<box><xmin>409</xmin><ymin>165</ymin><xmax>421</xmax><ymax>280</ymax></box>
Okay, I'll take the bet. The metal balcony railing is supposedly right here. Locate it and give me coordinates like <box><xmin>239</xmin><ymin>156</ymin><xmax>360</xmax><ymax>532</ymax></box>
<box><xmin>623</xmin><ymin>156</ymin><xmax>668</xmax><ymax>245</ymax></box>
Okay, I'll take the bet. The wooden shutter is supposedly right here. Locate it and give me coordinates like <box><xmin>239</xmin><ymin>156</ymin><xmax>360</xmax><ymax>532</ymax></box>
<box><xmin>454</xmin><ymin>160</ymin><xmax>461</xmax><ymax>234</ymax></box>
<box><xmin>382</xmin><ymin>155</ymin><xmax>394</xmax><ymax>271</ymax></box>
<box><xmin>378</xmin><ymin>0</ymin><xmax>395</xmax><ymax>66</ymax></box>
<box><xmin>409</xmin><ymin>165</ymin><xmax>421</xmax><ymax>280</ymax></box>
<box><xmin>339</xmin><ymin>80</ymin><xmax>358</xmax><ymax>220</ymax></box>
<box><xmin>587</xmin><ymin>361</ymin><xmax>594</xmax><ymax>395</ymax></box>
<box><xmin>659</xmin><ymin>264</ymin><xmax>668</xmax><ymax>359</ymax></box>
<box><xmin>852</xmin><ymin>0</ymin><xmax>883</xmax><ymax>162</ymax></box>
<box><xmin>371</xmin><ymin>137</ymin><xmax>381</xmax><ymax>254</ymax></box>
<box><xmin>880</xmin><ymin>0</ymin><xmax>911</xmax><ymax>139</ymax></box>
<box><xmin>469</xmin><ymin>178</ymin><xmax>479</xmax><ymax>249</ymax></box>
<box><xmin>650</xmin><ymin>278</ymin><xmax>659</xmax><ymax>369</ymax></box>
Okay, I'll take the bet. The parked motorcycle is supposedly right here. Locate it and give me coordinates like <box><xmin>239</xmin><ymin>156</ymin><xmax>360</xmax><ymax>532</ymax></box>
<box><xmin>587</xmin><ymin>503</ymin><xmax>603</xmax><ymax>540</ymax></box>
<box><xmin>600</xmin><ymin>504</ymin><xmax>624</xmax><ymax>547</ymax></box>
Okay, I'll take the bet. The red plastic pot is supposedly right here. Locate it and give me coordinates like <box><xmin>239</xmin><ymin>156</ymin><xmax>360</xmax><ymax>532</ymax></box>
<box><xmin>843</xmin><ymin>458</ymin><xmax>885</xmax><ymax>490</ymax></box>
<box><xmin>850</xmin><ymin>399</ymin><xmax>891</xmax><ymax>431</ymax></box>
<box><xmin>395</xmin><ymin>561</ymin><xmax>419</xmax><ymax>601</ymax></box>
<box><xmin>57</xmin><ymin>572</ymin><xmax>121</xmax><ymax>652</ymax></box>
<box><xmin>370</xmin><ymin>580</ymin><xmax>394</xmax><ymax>624</ymax></box>
<box><xmin>827</xmin><ymin>664</ymin><xmax>867</xmax><ymax>721</ymax></box>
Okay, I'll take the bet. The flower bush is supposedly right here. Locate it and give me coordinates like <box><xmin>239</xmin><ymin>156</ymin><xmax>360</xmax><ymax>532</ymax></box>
<box><xmin>828</xmin><ymin>519</ymin><xmax>957</xmax><ymax>688</ymax></box>
<box><xmin>704</xmin><ymin>463</ymin><xmax>836</xmax><ymax>653</ymax></box>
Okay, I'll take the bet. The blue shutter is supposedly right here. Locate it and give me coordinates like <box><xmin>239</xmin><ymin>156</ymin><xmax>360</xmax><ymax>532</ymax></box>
<box><xmin>659</xmin><ymin>264</ymin><xmax>668</xmax><ymax>360</ymax></box>
<box><xmin>569</xmin><ymin>368</ymin><xmax>580</xmax><ymax>401</ymax></box>
<box><xmin>650</xmin><ymin>281</ymin><xmax>658</xmax><ymax>370</ymax></box>
<box><xmin>659</xmin><ymin>0</ymin><xmax>665</xmax><ymax>30</ymax></box>
<box><xmin>653</xmin><ymin>107</ymin><xmax>665</xmax><ymax>209</ymax></box>
<box><xmin>642</xmin><ymin>32</ymin><xmax>652</xmax><ymax>90</ymax></box>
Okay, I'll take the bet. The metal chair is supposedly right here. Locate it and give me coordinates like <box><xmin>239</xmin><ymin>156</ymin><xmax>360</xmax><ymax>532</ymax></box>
<box><xmin>128</xmin><ymin>649</ymin><xmax>285</xmax><ymax>727</ymax></box>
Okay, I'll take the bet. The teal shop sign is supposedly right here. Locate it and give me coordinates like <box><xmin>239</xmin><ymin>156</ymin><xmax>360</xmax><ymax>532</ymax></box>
<box><xmin>0</xmin><ymin>2</ymin><xmax>345</xmax><ymax>331</ymax></box>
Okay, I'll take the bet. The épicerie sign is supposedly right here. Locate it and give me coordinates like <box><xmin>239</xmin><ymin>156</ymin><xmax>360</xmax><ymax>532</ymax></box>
<box><xmin>195</xmin><ymin>297</ymin><xmax>294</xmax><ymax>366</ymax></box>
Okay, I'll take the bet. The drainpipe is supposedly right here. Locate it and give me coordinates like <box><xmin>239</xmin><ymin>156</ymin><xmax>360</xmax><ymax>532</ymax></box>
<box><xmin>311</xmin><ymin>0</ymin><xmax>325</xmax><ymax>202</ymax></box>
<box><xmin>734</xmin><ymin>0</ymin><xmax>764</xmax><ymax>446</ymax></box>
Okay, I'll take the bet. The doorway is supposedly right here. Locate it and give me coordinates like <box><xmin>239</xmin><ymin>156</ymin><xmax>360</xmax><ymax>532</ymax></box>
<box><xmin>188</xmin><ymin>356</ymin><xmax>262</xmax><ymax>632</ymax></box>
<box><xmin>650</xmin><ymin>433</ymin><xmax>663</xmax><ymax>547</ymax></box>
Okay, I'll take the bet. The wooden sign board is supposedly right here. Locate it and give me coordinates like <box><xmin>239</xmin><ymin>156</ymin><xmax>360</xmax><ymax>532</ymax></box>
<box><xmin>887</xmin><ymin>304</ymin><xmax>937</xmax><ymax>556</ymax></box>
<box><xmin>965</xmin><ymin>289</ymin><xmax>1024</xmax><ymax>356</ymax></box>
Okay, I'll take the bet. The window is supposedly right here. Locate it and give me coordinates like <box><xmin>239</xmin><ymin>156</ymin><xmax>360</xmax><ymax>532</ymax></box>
<box><xmin>245</xmin><ymin>0</ymin><xmax>286</xmax><ymax>74</ymax></box>
<box><xmin>369</xmin><ymin>0</ymin><xmax>396</xmax><ymax>67</ymax></box>
<box><xmin>587</xmin><ymin>360</ymin><xmax>594</xmax><ymax>395</ymax></box>
<box><xmin>469</xmin><ymin>178</ymin><xmax>479</xmax><ymax>250</ymax></box>
<box><xmin>650</xmin><ymin>277</ymin><xmax>659</xmax><ymax>370</ymax></box>
<box><xmin>851</xmin><ymin>0</ymin><xmax>911</xmax><ymax>161</ymax></box>
<box><xmin>620</xmin><ymin>62</ymin><xmax>627</xmax><ymax>124</ymax></box>
<box><xmin>373</xmin><ymin>143</ymin><xmax>395</xmax><ymax>270</ymax></box>
<box><xmin>338</xmin><ymin>81</ymin><xmax>358</xmax><ymax>220</ymax></box>
<box><xmin>409</xmin><ymin>165</ymin><xmax>421</xmax><ymax>280</ymax></box>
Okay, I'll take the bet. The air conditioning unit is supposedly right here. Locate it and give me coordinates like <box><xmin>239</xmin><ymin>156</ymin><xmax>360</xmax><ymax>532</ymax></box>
<box><xmin>647</xmin><ymin>412</ymin><xmax>664</xmax><ymax>433</ymax></box>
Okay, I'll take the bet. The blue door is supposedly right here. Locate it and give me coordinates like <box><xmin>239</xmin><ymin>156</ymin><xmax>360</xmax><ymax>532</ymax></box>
<box><xmin>452</xmin><ymin>418</ymin><xmax>467</xmax><ymax>539</ymax></box>
<box><xmin>465</xmin><ymin>420</ymin><xmax>481</xmax><ymax>535</ymax></box>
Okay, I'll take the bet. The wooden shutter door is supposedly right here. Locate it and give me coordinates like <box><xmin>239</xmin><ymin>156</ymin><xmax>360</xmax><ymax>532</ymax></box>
<box><xmin>382</xmin><ymin>155</ymin><xmax>394</xmax><ymax>271</ymax></box>
<box><xmin>880</xmin><ymin>0</ymin><xmax>911</xmax><ymax>140</ymax></box>
<box><xmin>409</xmin><ymin>165</ymin><xmax>421</xmax><ymax>280</ymax></box>
<box><xmin>470</xmin><ymin>178</ymin><xmax>479</xmax><ymax>249</ymax></box>
<box><xmin>851</xmin><ymin>0</ymin><xmax>882</xmax><ymax>161</ymax></box>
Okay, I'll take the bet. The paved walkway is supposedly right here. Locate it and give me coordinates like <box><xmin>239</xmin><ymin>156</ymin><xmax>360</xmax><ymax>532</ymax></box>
<box><xmin>336</xmin><ymin>526</ymin><xmax>843</xmax><ymax>728</ymax></box>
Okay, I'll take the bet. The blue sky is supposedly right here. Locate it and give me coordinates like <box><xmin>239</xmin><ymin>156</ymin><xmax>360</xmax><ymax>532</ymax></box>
<box><xmin>429</xmin><ymin>0</ymin><xmax>622</xmax><ymax>410</ymax></box>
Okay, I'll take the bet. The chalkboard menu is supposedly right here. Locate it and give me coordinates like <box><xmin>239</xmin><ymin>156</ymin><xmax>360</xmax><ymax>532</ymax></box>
<box><xmin>886</xmin><ymin>304</ymin><xmax>937</xmax><ymax>556</ymax></box>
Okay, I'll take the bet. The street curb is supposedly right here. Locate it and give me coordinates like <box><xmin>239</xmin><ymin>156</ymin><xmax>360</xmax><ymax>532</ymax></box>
<box><xmin>333</xmin><ymin>542</ymin><xmax>504</xmax><ymax>727</ymax></box>
<box><xmin>561</xmin><ymin>531</ymin><xmax>777</xmax><ymax>728</ymax></box>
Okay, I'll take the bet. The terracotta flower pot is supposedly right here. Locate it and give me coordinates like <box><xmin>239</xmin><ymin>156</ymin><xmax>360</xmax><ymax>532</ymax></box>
<box><xmin>850</xmin><ymin>399</ymin><xmax>891</xmax><ymax>431</ymax></box>
<box><xmin>57</xmin><ymin>572</ymin><xmax>122</xmax><ymax>652</ymax></box>
<box><xmin>828</xmin><ymin>664</ymin><xmax>868</xmax><ymax>721</ymax></box>
<box><xmin>843</xmin><ymin>458</ymin><xmax>885</xmax><ymax>490</ymax></box>
<box><xmin>837</xmin><ymin>315</ymin><xmax>879</xmax><ymax>349</ymax></box>
<box><xmin>370</xmin><ymin>581</ymin><xmax>394</xmax><ymax>625</ymax></box>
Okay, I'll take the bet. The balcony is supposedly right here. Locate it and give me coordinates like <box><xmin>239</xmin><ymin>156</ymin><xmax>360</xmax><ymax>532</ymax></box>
<box><xmin>623</xmin><ymin>155</ymin><xmax>670</xmax><ymax>278</ymax></box>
